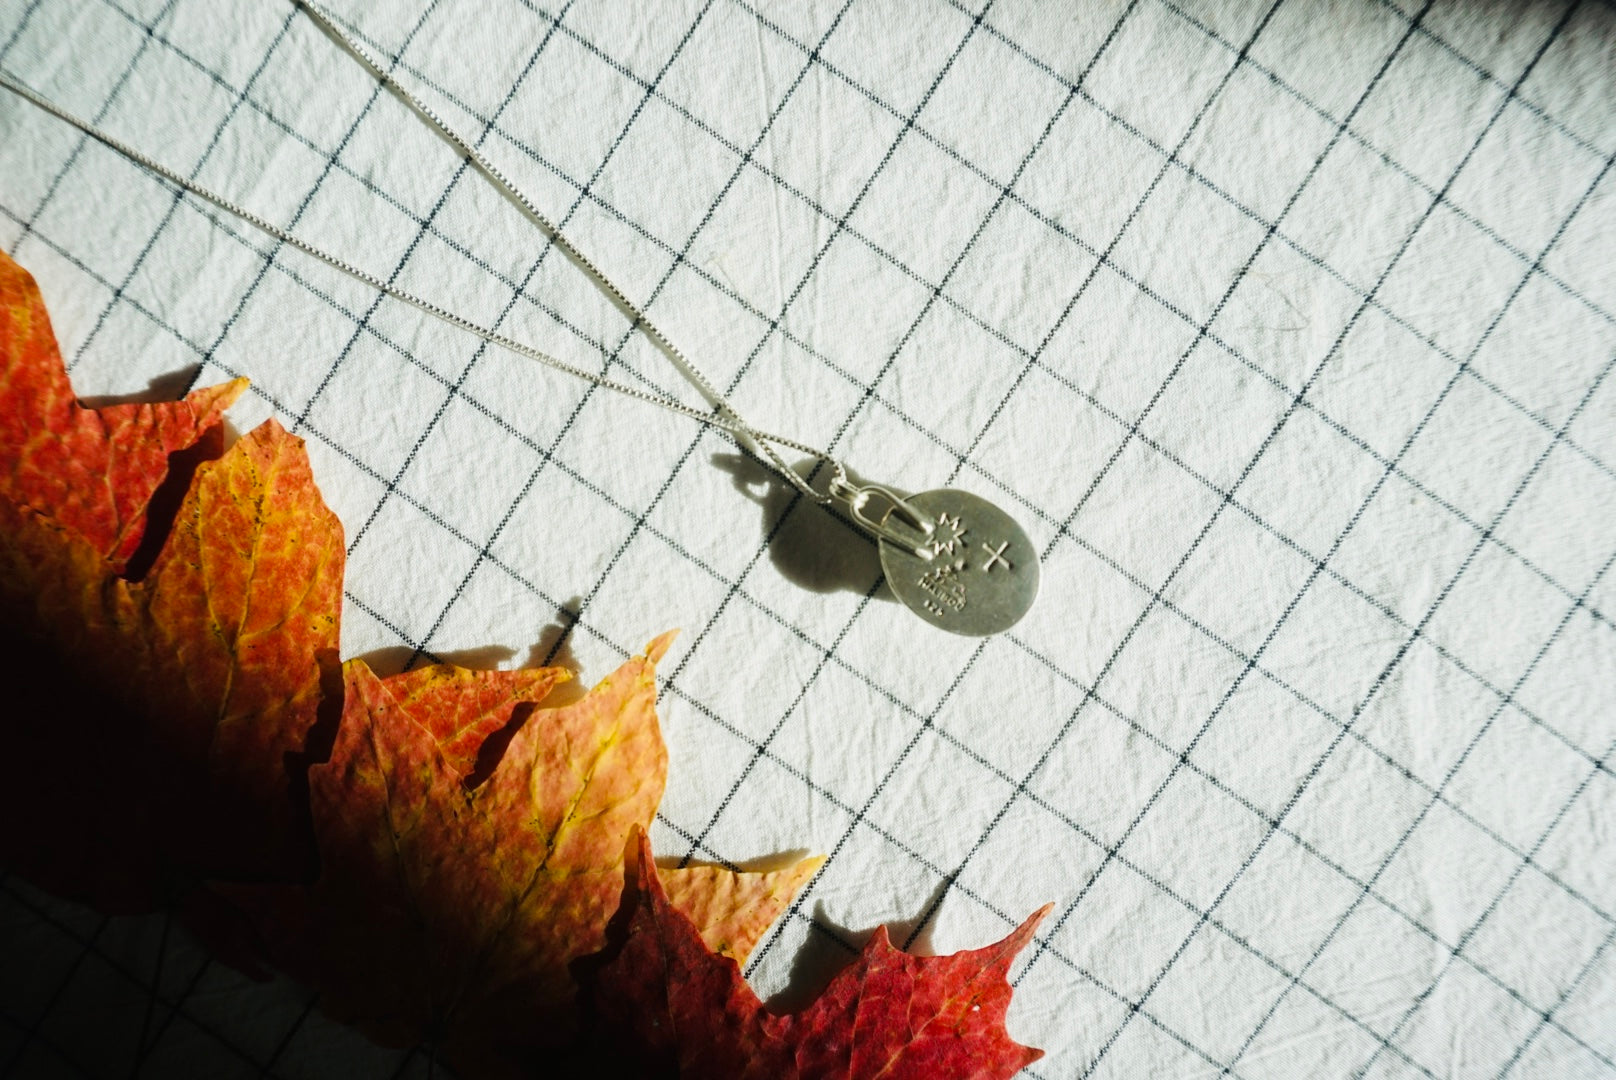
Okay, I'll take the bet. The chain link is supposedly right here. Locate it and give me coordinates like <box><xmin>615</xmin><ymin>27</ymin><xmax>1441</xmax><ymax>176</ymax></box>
<box><xmin>0</xmin><ymin>0</ymin><xmax>839</xmax><ymax>501</ymax></box>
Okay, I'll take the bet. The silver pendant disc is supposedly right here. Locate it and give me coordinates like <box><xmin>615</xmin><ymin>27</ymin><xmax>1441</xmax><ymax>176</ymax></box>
<box><xmin>878</xmin><ymin>489</ymin><xmax>1039</xmax><ymax>636</ymax></box>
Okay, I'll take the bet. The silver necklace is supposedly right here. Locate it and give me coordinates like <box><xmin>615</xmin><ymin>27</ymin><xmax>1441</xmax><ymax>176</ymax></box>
<box><xmin>0</xmin><ymin>0</ymin><xmax>1039</xmax><ymax>636</ymax></box>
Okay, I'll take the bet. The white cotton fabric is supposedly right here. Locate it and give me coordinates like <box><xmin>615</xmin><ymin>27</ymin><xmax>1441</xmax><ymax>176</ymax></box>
<box><xmin>1</xmin><ymin>0</ymin><xmax>1613</xmax><ymax>1076</ymax></box>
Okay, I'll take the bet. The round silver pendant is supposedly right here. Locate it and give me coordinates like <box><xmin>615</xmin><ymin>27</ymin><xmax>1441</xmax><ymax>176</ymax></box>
<box><xmin>878</xmin><ymin>489</ymin><xmax>1040</xmax><ymax>636</ymax></box>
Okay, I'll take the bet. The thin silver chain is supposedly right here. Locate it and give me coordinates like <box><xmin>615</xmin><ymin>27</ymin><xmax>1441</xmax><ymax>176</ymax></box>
<box><xmin>0</xmin><ymin>0</ymin><xmax>839</xmax><ymax>501</ymax></box>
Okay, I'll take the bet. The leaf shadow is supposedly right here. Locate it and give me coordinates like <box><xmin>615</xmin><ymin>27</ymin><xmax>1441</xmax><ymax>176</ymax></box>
<box><xmin>353</xmin><ymin>597</ymin><xmax>584</xmax><ymax>707</ymax></box>
<box><xmin>650</xmin><ymin>848</ymin><xmax>818</xmax><ymax>875</ymax></box>
<box><xmin>708</xmin><ymin>451</ymin><xmax>895</xmax><ymax>603</ymax></box>
<box><xmin>521</xmin><ymin>600</ymin><xmax>587</xmax><ymax>707</ymax></box>
<box><xmin>356</xmin><ymin>642</ymin><xmax>518</xmax><ymax>677</ymax></box>
<box><xmin>77</xmin><ymin>365</ymin><xmax>203</xmax><ymax>408</ymax></box>
<box><xmin>763</xmin><ymin>877</ymin><xmax>950</xmax><ymax>1013</ymax></box>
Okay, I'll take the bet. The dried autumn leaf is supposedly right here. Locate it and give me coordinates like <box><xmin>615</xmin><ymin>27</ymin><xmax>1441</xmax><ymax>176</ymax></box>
<box><xmin>0</xmin><ymin>248</ymin><xmax>245</xmax><ymax>570</ymax></box>
<box><xmin>591</xmin><ymin>830</ymin><xmax>1050</xmax><ymax>1080</ymax></box>
<box><xmin>0</xmin><ymin>251</ymin><xmax>341</xmax><ymax>906</ymax></box>
<box><xmin>1</xmin><ymin>247</ymin><xmax>1028</xmax><ymax>1075</ymax></box>
<box><xmin>228</xmin><ymin>634</ymin><xmax>820</xmax><ymax>1072</ymax></box>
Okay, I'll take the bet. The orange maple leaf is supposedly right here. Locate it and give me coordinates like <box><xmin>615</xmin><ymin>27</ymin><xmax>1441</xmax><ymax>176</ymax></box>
<box><xmin>0</xmin><ymin>251</ymin><xmax>340</xmax><ymax>905</ymax></box>
<box><xmin>227</xmin><ymin>634</ymin><xmax>822</xmax><ymax>1072</ymax></box>
<box><xmin>0</xmin><ymin>250</ymin><xmax>819</xmax><ymax>1051</ymax></box>
<box><xmin>0</xmin><ymin>247</ymin><xmax>1046</xmax><ymax>1078</ymax></box>
<box><xmin>590</xmin><ymin>830</ymin><xmax>1050</xmax><ymax>1079</ymax></box>
<box><xmin>0</xmin><ymin>249</ymin><xmax>245</xmax><ymax>570</ymax></box>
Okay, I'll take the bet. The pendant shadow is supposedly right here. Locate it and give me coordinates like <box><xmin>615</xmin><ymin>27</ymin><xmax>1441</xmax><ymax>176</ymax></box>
<box><xmin>709</xmin><ymin>451</ymin><xmax>897</xmax><ymax>604</ymax></box>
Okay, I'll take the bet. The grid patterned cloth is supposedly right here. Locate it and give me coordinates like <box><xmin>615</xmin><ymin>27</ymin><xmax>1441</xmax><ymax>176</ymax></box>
<box><xmin>2</xmin><ymin>0</ymin><xmax>1614</xmax><ymax>1076</ymax></box>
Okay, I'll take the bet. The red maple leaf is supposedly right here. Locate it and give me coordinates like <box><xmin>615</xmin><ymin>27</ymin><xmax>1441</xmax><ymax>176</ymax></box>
<box><xmin>590</xmin><ymin>830</ymin><xmax>1051</xmax><ymax>1079</ymax></box>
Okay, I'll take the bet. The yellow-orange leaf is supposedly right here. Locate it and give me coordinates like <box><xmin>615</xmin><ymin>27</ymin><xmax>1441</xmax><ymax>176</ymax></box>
<box><xmin>0</xmin><ymin>421</ymin><xmax>343</xmax><ymax>900</ymax></box>
<box><xmin>0</xmin><ymin>247</ymin><xmax>848</xmax><ymax>1070</ymax></box>
<box><xmin>660</xmin><ymin>856</ymin><xmax>826</xmax><ymax>965</ymax></box>
<box><xmin>0</xmin><ymin>252</ymin><xmax>341</xmax><ymax>904</ymax></box>
<box><xmin>230</xmin><ymin>634</ymin><xmax>819</xmax><ymax>1073</ymax></box>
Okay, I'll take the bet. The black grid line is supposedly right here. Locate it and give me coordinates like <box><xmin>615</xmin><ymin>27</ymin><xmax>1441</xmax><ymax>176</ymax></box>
<box><xmin>0</xmin><ymin>1</ymin><xmax>48</xmax><ymax>65</ymax></box>
<box><xmin>1256</xmin><ymin>491</ymin><xmax>1616</xmax><ymax>1074</ymax></box>
<box><xmin>1</xmin><ymin>906</ymin><xmax>110</xmax><ymax>1076</ymax></box>
<box><xmin>340</xmin><ymin>608</ymin><xmax>1271</xmax><ymax>1078</ymax></box>
<box><xmin>127</xmin><ymin>906</ymin><xmax>172</xmax><ymax>1076</ymax></box>
<box><xmin>0</xmin><ymin>203</ymin><xmax>1251</xmax><ymax>1072</ymax></box>
<box><xmin>59</xmin><ymin>6</ymin><xmax>305</xmax><ymax>376</ymax></box>
<box><xmin>1241</xmin><ymin>222</ymin><xmax>1616</xmax><ymax>1080</ymax></box>
<box><xmin>45</xmin><ymin>122</ymin><xmax>1616</xmax><ymax>972</ymax></box>
<box><xmin>1370</xmin><ymin>0</ymin><xmax>1609</xmax><ymax>156</ymax></box>
<box><xmin>656</xmin><ymin>0</ymin><xmax>1147</xmax><ymax>868</ymax></box>
<box><xmin>970</xmin><ymin>0</ymin><xmax>1616</xmax><ymax>456</ymax></box>
<box><xmin>1042</xmin><ymin>4</ymin><xmax>1596</xmax><ymax>1067</ymax></box>
<box><xmin>313</xmin><ymin>0</ymin><xmax>1616</xmax><ymax>545</ymax></box>
<box><xmin>259</xmin><ymin>995</ymin><xmax>326</xmax><ymax>1079</ymax></box>
<box><xmin>284</xmin><ymin>0</ymin><xmax>584</xmax><ymax>548</ymax></box>
<box><xmin>903</xmin><ymin>0</ymin><xmax>1450</xmax><ymax>1019</ymax></box>
<box><xmin>5</xmin><ymin>187</ymin><xmax>1611</xmax><ymax>1071</ymax></box>
<box><xmin>10</xmin><ymin>152</ymin><xmax>1616</xmax><ymax>1071</ymax></box>
<box><xmin>389</xmin><ymin>0</ymin><xmax>861</xmax><ymax>676</ymax></box>
<box><xmin>1</xmin><ymin>880</ymin><xmax>321</xmax><ymax>1080</ymax></box>
<box><xmin>306</xmin><ymin>0</ymin><xmax>616</xmax><ymax>571</ymax></box>
<box><xmin>29</xmin><ymin>35</ymin><xmax>1609</xmax><ymax>864</ymax></box>
<box><xmin>519</xmin><ymin>0</ymin><xmax>1616</xmax><ymax>641</ymax></box>
<box><xmin>1235</xmin><ymin>79</ymin><xmax>1616</xmax><ymax>1080</ymax></box>
<box><xmin>457</xmin><ymin>0</ymin><xmax>1022</xmax><ymax>908</ymax></box>
<box><xmin>1</xmin><ymin>3</ymin><xmax>455</xmax><ymax>1071</ymax></box>
<box><xmin>1352</xmin><ymin>626</ymin><xmax>1616</xmax><ymax>1076</ymax></box>
<box><xmin>754</xmin><ymin>0</ymin><xmax>1616</xmax><ymax>489</ymax></box>
<box><xmin>421</xmin><ymin>5</ymin><xmax>1034</xmax><ymax>978</ymax></box>
<box><xmin>663</xmin><ymin>0</ymin><xmax>1136</xmax><ymax>865</ymax></box>
<box><xmin>1159</xmin><ymin>0</ymin><xmax>1616</xmax><ymax>321</ymax></box>
<box><xmin>340</xmin><ymin>553</ymin><xmax>1267</xmax><ymax>1076</ymax></box>
<box><xmin>442</xmin><ymin>16</ymin><xmax>1616</xmax><ymax>1021</ymax></box>
<box><xmin>1247</xmin><ymin>473</ymin><xmax>1615</xmax><ymax>1076</ymax></box>
<box><xmin>891</xmin><ymin>0</ymin><xmax>1301</xmax><ymax>955</ymax></box>
<box><xmin>80</xmin><ymin>0</ymin><xmax>1616</xmax><ymax>663</ymax></box>
<box><xmin>5</xmin><ymin>0</ymin><xmax>183</xmax><ymax>256</ymax></box>
<box><xmin>2</xmin><ymin>0</ymin><xmax>1613</xmax><ymax>1076</ymax></box>
<box><xmin>190</xmin><ymin>17</ymin><xmax>1616</xmax><ymax>841</ymax></box>
<box><xmin>1295</xmin><ymin>136</ymin><xmax>1616</xmax><ymax>1055</ymax></box>
<box><xmin>134</xmin><ymin>928</ymin><xmax>247</xmax><ymax>1079</ymax></box>
<box><xmin>1497</xmin><ymin>887</ymin><xmax>1616</xmax><ymax>1079</ymax></box>
<box><xmin>382</xmin><ymin>0</ymin><xmax>1616</xmax><ymax>641</ymax></box>
<box><xmin>203</xmin><ymin>0</ymin><xmax>727</xmax><ymax>1058</ymax></box>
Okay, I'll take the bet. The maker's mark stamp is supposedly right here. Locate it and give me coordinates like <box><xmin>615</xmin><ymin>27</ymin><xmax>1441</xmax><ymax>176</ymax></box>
<box><xmin>916</xmin><ymin>563</ymin><xmax>967</xmax><ymax>614</ymax></box>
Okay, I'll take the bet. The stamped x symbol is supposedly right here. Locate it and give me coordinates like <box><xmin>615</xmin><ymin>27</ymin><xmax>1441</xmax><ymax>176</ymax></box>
<box><xmin>981</xmin><ymin>540</ymin><xmax>1012</xmax><ymax>572</ymax></box>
